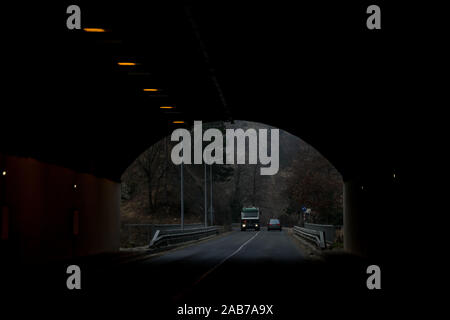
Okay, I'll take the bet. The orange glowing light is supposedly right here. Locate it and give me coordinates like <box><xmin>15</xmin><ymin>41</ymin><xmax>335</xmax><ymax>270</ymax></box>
<box><xmin>83</xmin><ymin>28</ymin><xmax>106</xmax><ymax>32</ymax></box>
<box><xmin>173</xmin><ymin>121</ymin><xmax>185</xmax><ymax>124</ymax></box>
<box><xmin>160</xmin><ymin>106</ymin><xmax>174</xmax><ymax>109</ymax></box>
<box><xmin>143</xmin><ymin>89</ymin><xmax>159</xmax><ymax>92</ymax></box>
<box><xmin>117</xmin><ymin>62</ymin><xmax>137</xmax><ymax>66</ymax></box>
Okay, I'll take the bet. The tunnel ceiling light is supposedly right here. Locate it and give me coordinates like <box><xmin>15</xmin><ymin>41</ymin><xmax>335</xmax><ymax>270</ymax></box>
<box><xmin>160</xmin><ymin>106</ymin><xmax>174</xmax><ymax>109</ymax></box>
<box><xmin>143</xmin><ymin>89</ymin><xmax>159</xmax><ymax>92</ymax></box>
<box><xmin>117</xmin><ymin>62</ymin><xmax>137</xmax><ymax>66</ymax></box>
<box><xmin>173</xmin><ymin>121</ymin><xmax>185</xmax><ymax>124</ymax></box>
<box><xmin>83</xmin><ymin>28</ymin><xmax>106</xmax><ymax>32</ymax></box>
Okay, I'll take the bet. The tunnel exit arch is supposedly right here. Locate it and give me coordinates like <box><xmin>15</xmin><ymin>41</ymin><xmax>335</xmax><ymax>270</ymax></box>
<box><xmin>118</xmin><ymin>119</ymin><xmax>376</xmax><ymax>258</ymax></box>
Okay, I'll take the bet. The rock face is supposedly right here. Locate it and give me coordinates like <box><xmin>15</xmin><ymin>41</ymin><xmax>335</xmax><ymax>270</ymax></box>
<box><xmin>120</xmin><ymin>120</ymin><xmax>343</xmax><ymax>227</ymax></box>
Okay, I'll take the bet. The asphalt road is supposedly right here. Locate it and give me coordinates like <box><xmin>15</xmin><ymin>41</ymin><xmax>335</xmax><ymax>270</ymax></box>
<box><xmin>83</xmin><ymin>229</ymin><xmax>308</xmax><ymax>297</ymax></box>
<box><xmin>79</xmin><ymin>229</ymin><xmax>376</xmax><ymax>316</ymax></box>
<box><xmin>146</xmin><ymin>229</ymin><xmax>306</xmax><ymax>301</ymax></box>
<box><xmin>3</xmin><ymin>229</ymin><xmax>387</xmax><ymax>319</ymax></box>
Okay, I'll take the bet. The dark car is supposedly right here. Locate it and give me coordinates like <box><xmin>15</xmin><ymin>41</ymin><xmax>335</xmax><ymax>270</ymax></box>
<box><xmin>267</xmin><ymin>219</ymin><xmax>282</xmax><ymax>231</ymax></box>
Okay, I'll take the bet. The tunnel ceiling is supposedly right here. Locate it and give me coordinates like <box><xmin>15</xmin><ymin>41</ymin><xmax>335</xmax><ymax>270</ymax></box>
<box><xmin>2</xmin><ymin>1</ymin><xmax>424</xmax><ymax>181</ymax></box>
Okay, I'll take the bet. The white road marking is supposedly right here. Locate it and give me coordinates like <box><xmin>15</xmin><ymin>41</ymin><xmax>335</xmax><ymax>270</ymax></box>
<box><xmin>193</xmin><ymin>231</ymin><xmax>260</xmax><ymax>285</ymax></box>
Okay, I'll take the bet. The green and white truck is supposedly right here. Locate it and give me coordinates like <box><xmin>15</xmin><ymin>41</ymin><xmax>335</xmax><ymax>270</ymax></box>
<box><xmin>241</xmin><ymin>207</ymin><xmax>260</xmax><ymax>231</ymax></box>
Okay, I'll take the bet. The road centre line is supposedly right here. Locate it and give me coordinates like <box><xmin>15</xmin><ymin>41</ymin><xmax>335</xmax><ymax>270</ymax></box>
<box><xmin>193</xmin><ymin>231</ymin><xmax>260</xmax><ymax>285</ymax></box>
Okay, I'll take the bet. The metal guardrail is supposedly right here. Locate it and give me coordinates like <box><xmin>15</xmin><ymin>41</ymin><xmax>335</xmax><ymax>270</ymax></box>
<box><xmin>124</xmin><ymin>223</ymin><xmax>205</xmax><ymax>245</ymax></box>
<box><xmin>149</xmin><ymin>226</ymin><xmax>221</xmax><ymax>248</ymax></box>
<box><xmin>293</xmin><ymin>226</ymin><xmax>326</xmax><ymax>249</ymax></box>
<box><xmin>304</xmin><ymin>223</ymin><xmax>336</xmax><ymax>244</ymax></box>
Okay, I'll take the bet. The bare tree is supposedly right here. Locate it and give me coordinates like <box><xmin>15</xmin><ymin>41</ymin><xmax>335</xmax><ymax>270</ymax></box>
<box><xmin>136</xmin><ymin>138</ymin><xmax>168</xmax><ymax>213</ymax></box>
<box><xmin>252</xmin><ymin>164</ymin><xmax>258</xmax><ymax>206</ymax></box>
<box><xmin>285</xmin><ymin>149</ymin><xmax>343</xmax><ymax>225</ymax></box>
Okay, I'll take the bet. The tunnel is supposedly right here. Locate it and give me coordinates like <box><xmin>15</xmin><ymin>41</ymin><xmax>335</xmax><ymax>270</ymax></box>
<box><xmin>1</xmin><ymin>1</ymin><xmax>424</xmax><ymax>301</ymax></box>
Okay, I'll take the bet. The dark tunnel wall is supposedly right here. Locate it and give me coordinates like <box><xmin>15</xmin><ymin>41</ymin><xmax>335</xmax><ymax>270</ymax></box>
<box><xmin>0</xmin><ymin>154</ymin><xmax>120</xmax><ymax>262</ymax></box>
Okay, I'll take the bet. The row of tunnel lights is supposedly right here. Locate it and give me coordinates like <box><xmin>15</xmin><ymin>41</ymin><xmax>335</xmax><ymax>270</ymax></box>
<box><xmin>1</xmin><ymin>170</ymin><xmax>77</xmax><ymax>187</ymax></box>
<box><xmin>0</xmin><ymin>177</ymin><xmax>395</xmax><ymax>205</ymax></box>
<box><xmin>2</xmin><ymin>172</ymin><xmax>78</xmax><ymax>191</ymax></box>
<box><xmin>83</xmin><ymin>28</ymin><xmax>185</xmax><ymax>124</ymax></box>
<box><xmin>2</xmin><ymin>170</ymin><xmax>397</xmax><ymax>182</ymax></box>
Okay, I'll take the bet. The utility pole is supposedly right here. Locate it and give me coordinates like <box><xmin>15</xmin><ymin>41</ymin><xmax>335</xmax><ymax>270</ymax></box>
<box><xmin>204</xmin><ymin>163</ymin><xmax>207</xmax><ymax>227</ymax></box>
<box><xmin>180</xmin><ymin>151</ymin><xmax>184</xmax><ymax>231</ymax></box>
<box><xmin>210</xmin><ymin>164</ymin><xmax>213</xmax><ymax>226</ymax></box>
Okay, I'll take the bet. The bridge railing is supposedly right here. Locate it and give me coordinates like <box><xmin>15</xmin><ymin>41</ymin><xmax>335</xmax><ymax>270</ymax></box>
<box><xmin>293</xmin><ymin>226</ymin><xmax>326</xmax><ymax>249</ymax></box>
<box><xmin>123</xmin><ymin>223</ymin><xmax>205</xmax><ymax>247</ymax></box>
<box><xmin>304</xmin><ymin>223</ymin><xmax>336</xmax><ymax>244</ymax></box>
<box><xmin>149</xmin><ymin>226</ymin><xmax>221</xmax><ymax>248</ymax></box>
